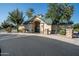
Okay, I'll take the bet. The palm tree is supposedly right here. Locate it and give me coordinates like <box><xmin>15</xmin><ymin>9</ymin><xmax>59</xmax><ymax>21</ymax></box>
<box><xmin>8</xmin><ymin>8</ymin><xmax>25</xmax><ymax>32</ymax></box>
<box><xmin>1</xmin><ymin>20</ymin><xmax>13</xmax><ymax>32</ymax></box>
<box><xmin>26</xmin><ymin>8</ymin><xmax>34</xmax><ymax>19</ymax></box>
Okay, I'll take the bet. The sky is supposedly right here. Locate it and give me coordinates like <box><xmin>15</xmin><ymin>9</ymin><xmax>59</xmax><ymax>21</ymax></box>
<box><xmin>0</xmin><ymin>3</ymin><xmax>79</xmax><ymax>25</ymax></box>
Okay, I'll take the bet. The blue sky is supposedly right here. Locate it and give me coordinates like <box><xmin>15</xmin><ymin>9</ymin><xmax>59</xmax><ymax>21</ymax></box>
<box><xmin>0</xmin><ymin>3</ymin><xmax>79</xmax><ymax>24</ymax></box>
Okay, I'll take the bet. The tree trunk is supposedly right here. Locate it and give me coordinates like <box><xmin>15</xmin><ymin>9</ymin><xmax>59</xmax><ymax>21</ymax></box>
<box><xmin>16</xmin><ymin>24</ymin><xmax>19</xmax><ymax>32</ymax></box>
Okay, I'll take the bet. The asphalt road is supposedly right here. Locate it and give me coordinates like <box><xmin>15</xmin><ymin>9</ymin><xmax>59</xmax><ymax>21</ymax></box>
<box><xmin>0</xmin><ymin>34</ymin><xmax>79</xmax><ymax>56</ymax></box>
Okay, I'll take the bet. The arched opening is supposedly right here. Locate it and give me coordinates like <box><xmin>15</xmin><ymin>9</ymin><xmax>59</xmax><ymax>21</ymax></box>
<box><xmin>34</xmin><ymin>21</ymin><xmax>40</xmax><ymax>33</ymax></box>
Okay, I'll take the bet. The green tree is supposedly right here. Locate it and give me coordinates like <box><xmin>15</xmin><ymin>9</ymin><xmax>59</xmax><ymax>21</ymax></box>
<box><xmin>61</xmin><ymin>4</ymin><xmax>74</xmax><ymax>22</ymax></box>
<box><xmin>8</xmin><ymin>9</ymin><xmax>24</xmax><ymax>32</ymax></box>
<box><xmin>46</xmin><ymin>3</ymin><xmax>74</xmax><ymax>33</ymax></box>
<box><xmin>26</xmin><ymin>8</ymin><xmax>34</xmax><ymax>19</ymax></box>
<box><xmin>73</xmin><ymin>23</ymin><xmax>79</xmax><ymax>32</ymax></box>
<box><xmin>1</xmin><ymin>20</ymin><xmax>13</xmax><ymax>32</ymax></box>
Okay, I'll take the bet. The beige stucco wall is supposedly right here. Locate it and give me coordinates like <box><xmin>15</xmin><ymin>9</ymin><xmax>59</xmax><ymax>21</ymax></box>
<box><xmin>25</xmin><ymin>16</ymin><xmax>52</xmax><ymax>34</ymax></box>
<box><xmin>33</xmin><ymin>17</ymin><xmax>52</xmax><ymax>34</ymax></box>
<box><xmin>32</xmin><ymin>17</ymin><xmax>46</xmax><ymax>34</ymax></box>
<box><xmin>66</xmin><ymin>26</ymin><xmax>73</xmax><ymax>38</ymax></box>
<box><xmin>40</xmin><ymin>23</ymin><xmax>44</xmax><ymax>34</ymax></box>
<box><xmin>43</xmin><ymin>24</ymin><xmax>52</xmax><ymax>35</ymax></box>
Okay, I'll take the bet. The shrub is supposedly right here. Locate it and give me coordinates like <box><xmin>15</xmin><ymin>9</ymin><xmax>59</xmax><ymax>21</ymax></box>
<box><xmin>74</xmin><ymin>29</ymin><xmax>79</xmax><ymax>32</ymax></box>
<box><xmin>6</xmin><ymin>27</ymin><xmax>12</xmax><ymax>33</ymax></box>
<box><xmin>1</xmin><ymin>21</ymin><xmax>13</xmax><ymax>32</ymax></box>
<box><xmin>59</xmin><ymin>29</ymin><xmax>66</xmax><ymax>35</ymax></box>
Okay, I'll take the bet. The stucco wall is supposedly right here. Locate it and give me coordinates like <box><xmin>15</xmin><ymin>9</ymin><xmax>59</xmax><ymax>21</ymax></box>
<box><xmin>66</xmin><ymin>26</ymin><xmax>73</xmax><ymax>38</ymax></box>
<box><xmin>40</xmin><ymin>23</ymin><xmax>44</xmax><ymax>34</ymax></box>
<box><xmin>25</xmin><ymin>16</ymin><xmax>52</xmax><ymax>34</ymax></box>
<box><xmin>43</xmin><ymin>24</ymin><xmax>51</xmax><ymax>35</ymax></box>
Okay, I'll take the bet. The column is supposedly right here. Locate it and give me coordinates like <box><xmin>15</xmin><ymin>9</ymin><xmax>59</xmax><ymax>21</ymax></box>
<box><xmin>66</xmin><ymin>25</ymin><xmax>73</xmax><ymax>38</ymax></box>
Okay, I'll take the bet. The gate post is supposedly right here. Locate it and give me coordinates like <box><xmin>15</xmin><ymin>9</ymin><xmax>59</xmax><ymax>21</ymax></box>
<box><xmin>66</xmin><ymin>25</ymin><xmax>73</xmax><ymax>38</ymax></box>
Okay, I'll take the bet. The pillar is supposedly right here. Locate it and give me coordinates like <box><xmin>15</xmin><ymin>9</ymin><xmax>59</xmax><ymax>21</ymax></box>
<box><xmin>66</xmin><ymin>25</ymin><xmax>73</xmax><ymax>38</ymax></box>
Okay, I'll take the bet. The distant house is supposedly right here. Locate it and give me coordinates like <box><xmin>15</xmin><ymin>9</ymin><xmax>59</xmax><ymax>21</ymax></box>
<box><xmin>24</xmin><ymin>15</ymin><xmax>73</xmax><ymax>34</ymax></box>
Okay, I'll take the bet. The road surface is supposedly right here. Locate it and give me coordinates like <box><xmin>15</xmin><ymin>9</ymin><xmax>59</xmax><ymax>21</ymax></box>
<box><xmin>0</xmin><ymin>34</ymin><xmax>79</xmax><ymax>56</ymax></box>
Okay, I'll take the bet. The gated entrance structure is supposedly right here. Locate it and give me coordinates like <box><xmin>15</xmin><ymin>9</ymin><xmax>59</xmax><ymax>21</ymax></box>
<box><xmin>24</xmin><ymin>15</ymin><xmax>73</xmax><ymax>38</ymax></box>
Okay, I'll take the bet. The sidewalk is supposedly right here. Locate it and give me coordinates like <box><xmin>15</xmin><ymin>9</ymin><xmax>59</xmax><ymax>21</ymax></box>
<box><xmin>39</xmin><ymin>34</ymin><xmax>79</xmax><ymax>46</ymax></box>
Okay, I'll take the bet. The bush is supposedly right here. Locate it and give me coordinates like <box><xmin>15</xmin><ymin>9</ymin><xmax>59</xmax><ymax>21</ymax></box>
<box><xmin>1</xmin><ymin>20</ymin><xmax>13</xmax><ymax>32</ymax></box>
<box><xmin>59</xmin><ymin>29</ymin><xmax>66</xmax><ymax>35</ymax></box>
<box><xmin>5</xmin><ymin>27</ymin><xmax>12</xmax><ymax>33</ymax></box>
<box><xmin>74</xmin><ymin>29</ymin><xmax>79</xmax><ymax>32</ymax></box>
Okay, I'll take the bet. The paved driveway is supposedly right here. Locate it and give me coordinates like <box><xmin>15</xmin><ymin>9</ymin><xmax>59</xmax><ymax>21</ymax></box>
<box><xmin>0</xmin><ymin>34</ymin><xmax>79</xmax><ymax>56</ymax></box>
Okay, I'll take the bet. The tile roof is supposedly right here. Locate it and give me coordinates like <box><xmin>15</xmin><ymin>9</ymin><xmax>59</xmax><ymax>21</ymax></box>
<box><xmin>24</xmin><ymin>16</ymin><xmax>73</xmax><ymax>25</ymax></box>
